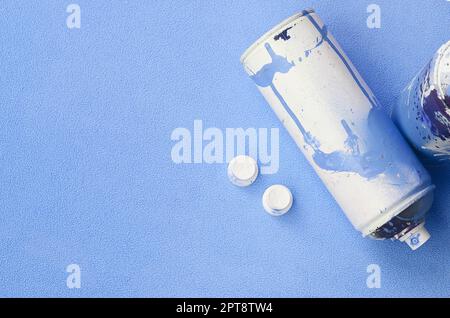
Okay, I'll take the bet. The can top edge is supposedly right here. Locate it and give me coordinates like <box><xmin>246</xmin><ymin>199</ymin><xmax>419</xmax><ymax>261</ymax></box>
<box><xmin>240</xmin><ymin>9</ymin><xmax>315</xmax><ymax>65</ymax></box>
<box><xmin>436</xmin><ymin>40</ymin><xmax>450</xmax><ymax>100</ymax></box>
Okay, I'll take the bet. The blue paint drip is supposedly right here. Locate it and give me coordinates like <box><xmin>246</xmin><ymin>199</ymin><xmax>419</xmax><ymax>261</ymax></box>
<box><xmin>250</xmin><ymin>39</ymin><xmax>413</xmax><ymax>182</ymax></box>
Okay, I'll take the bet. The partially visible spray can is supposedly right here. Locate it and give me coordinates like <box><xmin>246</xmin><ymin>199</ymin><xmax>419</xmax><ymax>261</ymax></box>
<box><xmin>393</xmin><ymin>41</ymin><xmax>450</xmax><ymax>164</ymax></box>
<box><xmin>241</xmin><ymin>10</ymin><xmax>435</xmax><ymax>250</ymax></box>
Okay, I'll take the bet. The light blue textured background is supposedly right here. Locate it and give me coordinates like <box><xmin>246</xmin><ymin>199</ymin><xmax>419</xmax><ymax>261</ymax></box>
<box><xmin>1</xmin><ymin>0</ymin><xmax>450</xmax><ymax>297</ymax></box>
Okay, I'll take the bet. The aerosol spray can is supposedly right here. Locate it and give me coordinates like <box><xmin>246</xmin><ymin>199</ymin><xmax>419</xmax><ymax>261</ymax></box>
<box><xmin>392</xmin><ymin>41</ymin><xmax>450</xmax><ymax>163</ymax></box>
<box><xmin>241</xmin><ymin>10</ymin><xmax>435</xmax><ymax>250</ymax></box>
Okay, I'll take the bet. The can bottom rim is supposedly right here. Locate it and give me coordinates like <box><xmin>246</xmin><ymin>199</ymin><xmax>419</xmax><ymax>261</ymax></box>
<box><xmin>360</xmin><ymin>185</ymin><xmax>435</xmax><ymax>237</ymax></box>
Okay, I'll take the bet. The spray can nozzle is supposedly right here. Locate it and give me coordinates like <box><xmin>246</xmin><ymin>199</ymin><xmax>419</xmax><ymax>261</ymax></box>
<box><xmin>399</xmin><ymin>223</ymin><xmax>431</xmax><ymax>250</ymax></box>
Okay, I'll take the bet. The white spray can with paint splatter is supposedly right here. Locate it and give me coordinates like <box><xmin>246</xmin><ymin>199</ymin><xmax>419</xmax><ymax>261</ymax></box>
<box><xmin>392</xmin><ymin>41</ymin><xmax>450</xmax><ymax>164</ymax></box>
<box><xmin>241</xmin><ymin>10</ymin><xmax>435</xmax><ymax>250</ymax></box>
